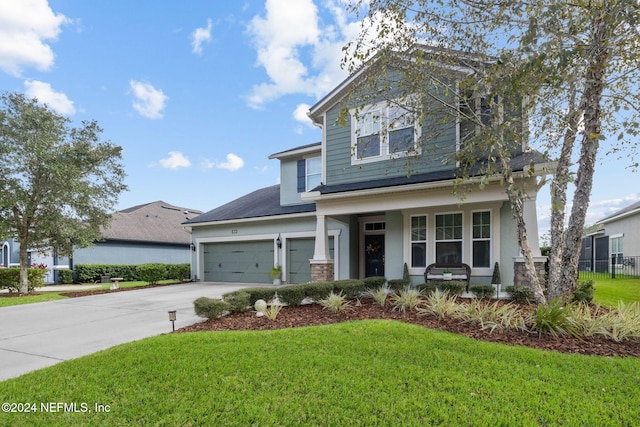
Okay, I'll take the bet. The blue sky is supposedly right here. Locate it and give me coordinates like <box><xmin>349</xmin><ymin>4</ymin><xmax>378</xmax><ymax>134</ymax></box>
<box><xmin>0</xmin><ymin>0</ymin><xmax>638</xmax><ymax>238</ymax></box>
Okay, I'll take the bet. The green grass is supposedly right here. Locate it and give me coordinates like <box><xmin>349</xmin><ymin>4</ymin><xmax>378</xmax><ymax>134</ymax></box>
<box><xmin>591</xmin><ymin>276</ymin><xmax>640</xmax><ymax>307</ymax></box>
<box><xmin>1</xmin><ymin>320</ymin><xmax>638</xmax><ymax>426</ymax></box>
<box><xmin>0</xmin><ymin>280</ymin><xmax>182</xmax><ymax>308</ymax></box>
<box><xmin>0</xmin><ymin>292</ymin><xmax>68</xmax><ymax>307</ymax></box>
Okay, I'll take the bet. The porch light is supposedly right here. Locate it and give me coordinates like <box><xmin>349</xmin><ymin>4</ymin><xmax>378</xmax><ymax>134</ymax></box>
<box><xmin>168</xmin><ymin>310</ymin><xmax>177</xmax><ymax>331</ymax></box>
<box><xmin>190</xmin><ymin>242</ymin><xmax>196</xmax><ymax>252</ymax></box>
<box><xmin>276</xmin><ymin>234</ymin><xmax>282</xmax><ymax>248</ymax></box>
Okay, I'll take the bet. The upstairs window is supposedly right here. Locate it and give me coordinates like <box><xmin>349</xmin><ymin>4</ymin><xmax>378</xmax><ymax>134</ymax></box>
<box><xmin>297</xmin><ymin>156</ymin><xmax>321</xmax><ymax>192</ymax></box>
<box><xmin>351</xmin><ymin>100</ymin><xmax>421</xmax><ymax>164</ymax></box>
<box><xmin>306</xmin><ymin>157</ymin><xmax>321</xmax><ymax>191</ymax></box>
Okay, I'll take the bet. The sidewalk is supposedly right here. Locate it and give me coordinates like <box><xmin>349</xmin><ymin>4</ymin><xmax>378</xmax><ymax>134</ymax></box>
<box><xmin>0</xmin><ymin>284</ymin><xmax>101</xmax><ymax>294</ymax></box>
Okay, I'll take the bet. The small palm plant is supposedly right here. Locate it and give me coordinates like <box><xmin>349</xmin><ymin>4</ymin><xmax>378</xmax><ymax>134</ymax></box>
<box><xmin>319</xmin><ymin>291</ymin><xmax>352</xmax><ymax>314</ymax></box>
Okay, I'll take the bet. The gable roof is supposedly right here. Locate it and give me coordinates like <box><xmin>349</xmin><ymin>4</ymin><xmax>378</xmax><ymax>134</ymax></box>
<box><xmin>183</xmin><ymin>185</ymin><xmax>316</xmax><ymax>225</ymax></box>
<box><xmin>102</xmin><ymin>201</ymin><xmax>202</xmax><ymax>244</ymax></box>
<box><xmin>597</xmin><ymin>200</ymin><xmax>640</xmax><ymax>225</ymax></box>
<box><xmin>269</xmin><ymin>142</ymin><xmax>321</xmax><ymax>160</ymax></box>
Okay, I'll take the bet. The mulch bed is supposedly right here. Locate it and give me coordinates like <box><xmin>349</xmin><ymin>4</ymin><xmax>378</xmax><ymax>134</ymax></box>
<box><xmin>178</xmin><ymin>298</ymin><xmax>640</xmax><ymax>358</ymax></box>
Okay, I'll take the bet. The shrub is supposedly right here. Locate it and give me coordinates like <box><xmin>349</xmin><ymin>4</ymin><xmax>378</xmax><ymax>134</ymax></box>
<box><xmin>74</xmin><ymin>264</ymin><xmax>138</xmax><ymax>282</ymax></box>
<box><xmin>458</xmin><ymin>299</ymin><xmax>527</xmax><ymax>333</ymax></box>
<box><xmin>505</xmin><ymin>285</ymin><xmax>534</xmax><ymax>303</ymax></box>
<box><xmin>389</xmin><ymin>287</ymin><xmax>423</xmax><ymax>312</ymax></box>
<box><xmin>529</xmin><ymin>297</ymin><xmax>579</xmax><ymax>338</ymax></box>
<box><xmin>224</xmin><ymin>291</ymin><xmax>251</xmax><ymax>313</ymax></box>
<box><xmin>416</xmin><ymin>282</ymin><xmax>437</xmax><ymax>296</ymax></box>
<box><xmin>439</xmin><ymin>281</ymin><xmax>466</xmax><ymax>296</ymax></box>
<box><xmin>58</xmin><ymin>269</ymin><xmax>73</xmax><ymax>284</ymax></box>
<box><xmin>366</xmin><ymin>286</ymin><xmax>389</xmax><ymax>307</ymax></box>
<box><xmin>278</xmin><ymin>285</ymin><xmax>307</xmax><ymax>306</ymax></box>
<box><xmin>363</xmin><ymin>276</ymin><xmax>387</xmax><ymax>291</ymax></box>
<box><xmin>418</xmin><ymin>292</ymin><xmax>460</xmax><ymax>319</ymax></box>
<box><xmin>332</xmin><ymin>279</ymin><xmax>365</xmax><ymax>299</ymax></box>
<box><xmin>304</xmin><ymin>281</ymin><xmax>333</xmax><ymax>301</ymax></box>
<box><xmin>264</xmin><ymin>295</ymin><xmax>283</xmax><ymax>320</ymax></box>
<box><xmin>573</xmin><ymin>279</ymin><xmax>595</xmax><ymax>303</ymax></box>
<box><xmin>387</xmin><ymin>279</ymin><xmax>411</xmax><ymax>293</ymax></box>
<box><xmin>228</xmin><ymin>287</ymin><xmax>278</xmax><ymax>304</ymax></box>
<box><xmin>167</xmin><ymin>263</ymin><xmax>191</xmax><ymax>281</ymax></box>
<box><xmin>194</xmin><ymin>297</ymin><xmax>230</xmax><ymax>319</ymax></box>
<box><xmin>318</xmin><ymin>291</ymin><xmax>352</xmax><ymax>314</ymax></box>
<box><xmin>491</xmin><ymin>262</ymin><xmax>501</xmax><ymax>284</ymax></box>
<box><xmin>0</xmin><ymin>268</ymin><xmax>47</xmax><ymax>292</ymax></box>
<box><xmin>470</xmin><ymin>284</ymin><xmax>496</xmax><ymax>299</ymax></box>
<box><xmin>136</xmin><ymin>263</ymin><xmax>167</xmax><ymax>284</ymax></box>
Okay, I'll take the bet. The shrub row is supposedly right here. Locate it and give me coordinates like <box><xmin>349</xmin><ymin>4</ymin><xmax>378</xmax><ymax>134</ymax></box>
<box><xmin>74</xmin><ymin>263</ymin><xmax>190</xmax><ymax>283</ymax></box>
<box><xmin>0</xmin><ymin>268</ymin><xmax>47</xmax><ymax>292</ymax></box>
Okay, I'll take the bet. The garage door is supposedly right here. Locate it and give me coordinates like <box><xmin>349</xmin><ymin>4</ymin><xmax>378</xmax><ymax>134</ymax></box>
<box><xmin>288</xmin><ymin>237</ymin><xmax>333</xmax><ymax>284</ymax></box>
<box><xmin>203</xmin><ymin>241</ymin><xmax>274</xmax><ymax>283</ymax></box>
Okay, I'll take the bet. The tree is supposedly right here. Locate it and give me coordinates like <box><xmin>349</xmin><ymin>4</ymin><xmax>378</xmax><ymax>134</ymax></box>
<box><xmin>342</xmin><ymin>0</ymin><xmax>640</xmax><ymax>303</ymax></box>
<box><xmin>0</xmin><ymin>92</ymin><xmax>128</xmax><ymax>292</ymax></box>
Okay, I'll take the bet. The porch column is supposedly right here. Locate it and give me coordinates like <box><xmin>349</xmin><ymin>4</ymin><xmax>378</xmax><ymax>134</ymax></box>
<box><xmin>310</xmin><ymin>214</ymin><xmax>334</xmax><ymax>282</ymax></box>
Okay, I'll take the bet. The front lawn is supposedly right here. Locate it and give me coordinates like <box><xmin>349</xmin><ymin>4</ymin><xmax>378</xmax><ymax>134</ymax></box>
<box><xmin>1</xmin><ymin>320</ymin><xmax>638</xmax><ymax>426</ymax></box>
<box><xmin>0</xmin><ymin>292</ymin><xmax>68</xmax><ymax>307</ymax></box>
<box><xmin>592</xmin><ymin>276</ymin><xmax>640</xmax><ymax>306</ymax></box>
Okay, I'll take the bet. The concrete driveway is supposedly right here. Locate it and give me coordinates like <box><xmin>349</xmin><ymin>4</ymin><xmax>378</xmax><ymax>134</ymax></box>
<box><xmin>0</xmin><ymin>282</ymin><xmax>257</xmax><ymax>382</ymax></box>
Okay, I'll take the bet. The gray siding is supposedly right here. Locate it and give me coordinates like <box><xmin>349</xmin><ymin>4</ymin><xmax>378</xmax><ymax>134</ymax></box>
<box><xmin>324</xmin><ymin>102</ymin><xmax>457</xmax><ymax>187</ymax></box>
<box><xmin>603</xmin><ymin>214</ymin><xmax>640</xmax><ymax>256</ymax></box>
<box><xmin>73</xmin><ymin>242</ymin><xmax>190</xmax><ymax>265</ymax></box>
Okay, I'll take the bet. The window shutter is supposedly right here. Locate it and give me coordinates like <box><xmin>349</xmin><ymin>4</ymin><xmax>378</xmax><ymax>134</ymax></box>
<box><xmin>297</xmin><ymin>159</ymin><xmax>306</xmax><ymax>192</ymax></box>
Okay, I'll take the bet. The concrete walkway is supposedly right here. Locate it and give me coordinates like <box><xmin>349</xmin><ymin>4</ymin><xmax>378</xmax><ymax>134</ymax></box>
<box><xmin>0</xmin><ymin>282</ymin><xmax>259</xmax><ymax>382</ymax></box>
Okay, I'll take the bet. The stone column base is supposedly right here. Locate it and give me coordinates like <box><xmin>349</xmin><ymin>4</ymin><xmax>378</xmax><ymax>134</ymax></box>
<box><xmin>513</xmin><ymin>256</ymin><xmax>547</xmax><ymax>288</ymax></box>
<box><xmin>310</xmin><ymin>260</ymin><xmax>334</xmax><ymax>282</ymax></box>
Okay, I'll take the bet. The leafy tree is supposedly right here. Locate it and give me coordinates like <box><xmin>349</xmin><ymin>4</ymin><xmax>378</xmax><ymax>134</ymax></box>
<box><xmin>0</xmin><ymin>92</ymin><xmax>127</xmax><ymax>292</ymax></box>
<box><xmin>343</xmin><ymin>0</ymin><xmax>639</xmax><ymax>303</ymax></box>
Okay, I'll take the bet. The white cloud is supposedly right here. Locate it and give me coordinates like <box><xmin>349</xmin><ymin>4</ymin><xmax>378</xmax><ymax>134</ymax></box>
<box><xmin>201</xmin><ymin>153</ymin><xmax>245</xmax><ymax>171</ymax></box>
<box><xmin>129</xmin><ymin>80</ymin><xmax>168</xmax><ymax>119</ymax></box>
<box><xmin>24</xmin><ymin>80</ymin><xmax>75</xmax><ymax>115</ymax></box>
<box><xmin>246</xmin><ymin>0</ymin><xmax>351</xmax><ymax>109</ymax></box>
<box><xmin>191</xmin><ymin>18</ymin><xmax>212</xmax><ymax>55</ymax></box>
<box><xmin>159</xmin><ymin>151</ymin><xmax>191</xmax><ymax>170</ymax></box>
<box><xmin>0</xmin><ymin>0</ymin><xmax>69</xmax><ymax>76</ymax></box>
<box><xmin>293</xmin><ymin>103</ymin><xmax>313</xmax><ymax>126</ymax></box>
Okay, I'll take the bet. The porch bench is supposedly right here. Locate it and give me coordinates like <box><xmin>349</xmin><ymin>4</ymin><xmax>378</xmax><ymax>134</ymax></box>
<box><xmin>424</xmin><ymin>263</ymin><xmax>471</xmax><ymax>292</ymax></box>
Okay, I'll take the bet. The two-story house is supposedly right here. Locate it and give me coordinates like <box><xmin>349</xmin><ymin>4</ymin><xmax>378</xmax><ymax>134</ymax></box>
<box><xmin>184</xmin><ymin>51</ymin><xmax>551</xmax><ymax>286</ymax></box>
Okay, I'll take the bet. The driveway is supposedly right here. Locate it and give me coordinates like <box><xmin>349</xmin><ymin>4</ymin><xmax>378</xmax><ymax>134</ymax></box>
<box><xmin>0</xmin><ymin>282</ymin><xmax>257</xmax><ymax>382</ymax></box>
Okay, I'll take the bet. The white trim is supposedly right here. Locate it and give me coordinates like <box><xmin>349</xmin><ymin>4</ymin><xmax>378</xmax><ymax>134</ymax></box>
<box><xmin>187</xmin><ymin>211</ymin><xmax>316</xmax><ymax>228</ymax></box>
<box><xmin>349</xmin><ymin>99</ymin><xmax>422</xmax><ymax>166</ymax></box>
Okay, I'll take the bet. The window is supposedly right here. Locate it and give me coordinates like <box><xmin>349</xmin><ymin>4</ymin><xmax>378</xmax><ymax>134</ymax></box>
<box><xmin>410</xmin><ymin>215</ymin><xmax>427</xmax><ymax>268</ymax></box>
<box><xmin>458</xmin><ymin>93</ymin><xmax>497</xmax><ymax>148</ymax></box>
<box><xmin>352</xmin><ymin>100</ymin><xmax>421</xmax><ymax>164</ymax></box>
<box><xmin>611</xmin><ymin>235</ymin><xmax>624</xmax><ymax>265</ymax></box>
<box><xmin>355</xmin><ymin>109</ymin><xmax>382</xmax><ymax>159</ymax></box>
<box><xmin>435</xmin><ymin>213</ymin><xmax>462</xmax><ymax>263</ymax></box>
<box><xmin>472</xmin><ymin>211</ymin><xmax>491</xmax><ymax>268</ymax></box>
<box><xmin>306</xmin><ymin>157</ymin><xmax>321</xmax><ymax>191</ymax></box>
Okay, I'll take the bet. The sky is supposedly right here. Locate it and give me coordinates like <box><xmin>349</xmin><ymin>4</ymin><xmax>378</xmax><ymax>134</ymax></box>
<box><xmin>0</xmin><ymin>0</ymin><xmax>638</xmax><ymax>239</ymax></box>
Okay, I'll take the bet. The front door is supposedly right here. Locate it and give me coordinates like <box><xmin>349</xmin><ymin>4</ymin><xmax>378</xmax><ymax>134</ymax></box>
<box><xmin>364</xmin><ymin>234</ymin><xmax>385</xmax><ymax>277</ymax></box>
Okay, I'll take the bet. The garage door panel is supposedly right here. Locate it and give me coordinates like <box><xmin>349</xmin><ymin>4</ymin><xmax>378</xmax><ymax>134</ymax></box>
<box><xmin>288</xmin><ymin>238</ymin><xmax>333</xmax><ymax>284</ymax></box>
<box><xmin>204</xmin><ymin>241</ymin><xmax>274</xmax><ymax>283</ymax></box>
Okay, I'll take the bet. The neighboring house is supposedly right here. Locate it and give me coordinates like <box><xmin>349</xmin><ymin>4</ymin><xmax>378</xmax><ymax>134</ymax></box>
<box><xmin>72</xmin><ymin>201</ymin><xmax>202</xmax><ymax>266</ymax></box>
<box><xmin>581</xmin><ymin>200</ymin><xmax>640</xmax><ymax>274</ymax></box>
<box><xmin>1</xmin><ymin>201</ymin><xmax>201</xmax><ymax>284</ymax></box>
<box><xmin>184</xmin><ymin>49</ymin><xmax>551</xmax><ymax>286</ymax></box>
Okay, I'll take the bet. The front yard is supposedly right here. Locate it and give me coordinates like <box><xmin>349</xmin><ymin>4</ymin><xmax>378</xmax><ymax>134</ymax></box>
<box><xmin>1</xmin><ymin>320</ymin><xmax>638</xmax><ymax>426</ymax></box>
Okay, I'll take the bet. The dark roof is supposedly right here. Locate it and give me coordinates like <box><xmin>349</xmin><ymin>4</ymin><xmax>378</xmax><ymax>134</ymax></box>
<box><xmin>317</xmin><ymin>151</ymin><xmax>550</xmax><ymax>195</ymax></box>
<box><xmin>597</xmin><ymin>200</ymin><xmax>640</xmax><ymax>224</ymax></box>
<box><xmin>183</xmin><ymin>185</ymin><xmax>316</xmax><ymax>225</ymax></box>
<box><xmin>269</xmin><ymin>142</ymin><xmax>321</xmax><ymax>159</ymax></box>
<box><xmin>103</xmin><ymin>201</ymin><xmax>202</xmax><ymax>244</ymax></box>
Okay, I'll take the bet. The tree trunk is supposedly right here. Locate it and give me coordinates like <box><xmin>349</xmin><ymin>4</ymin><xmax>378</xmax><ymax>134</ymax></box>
<box><xmin>547</xmin><ymin>90</ymin><xmax>581</xmax><ymax>298</ymax></box>
<box><xmin>554</xmin><ymin>13</ymin><xmax>610</xmax><ymax>299</ymax></box>
<box><xmin>500</xmin><ymin>155</ymin><xmax>547</xmax><ymax>304</ymax></box>
<box><xmin>18</xmin><ymin>240</ymin><xmax>30</xmax><ymax>293</ymax></box>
